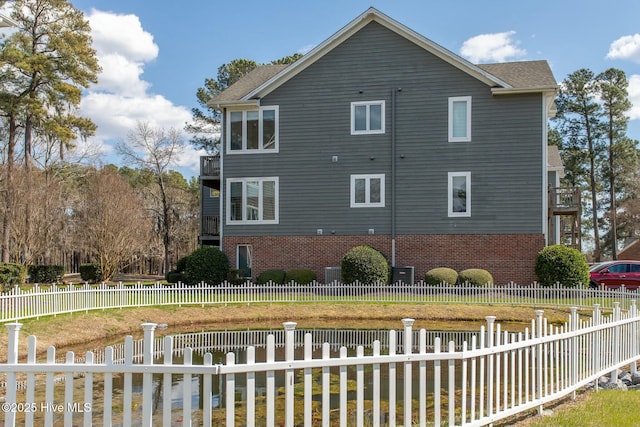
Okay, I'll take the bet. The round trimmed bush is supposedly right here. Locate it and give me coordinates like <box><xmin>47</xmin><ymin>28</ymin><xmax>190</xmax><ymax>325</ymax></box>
<box><xmin>535</xmin><ymin>244</ymin><xmax>589</xmax><ymax>287</ymax></box>
<box><xmin>256</xmin><ymin>269</ymin><xmax>286</xmax><ymax>285</ymax></box>
<box><xmin>341</xmin><ymin>245</ymin><xmax>389</xmax><ymax>285</ymax></box>
<box><xmin>458</xmin><ymin>269</ymin><xmax>494</xmax><ymax>287</ymax></box>
<box><xmin>424</xmin><ymin>267</ymin><xmax>458</xmax><ymax>285</ymax></box>
<box><xmin>285</xmin><ymin>269</ymin><xmax>317</xmax><ymax>285</ymax></box>
<box><xmin>0</xmin><ymin>262</ymin><xmax>27</xmax><ymax>292</ymax></box>
<box><xmin>182</xmin><ymin>246</ymin><xmax>229</xmax><ymax>286</ymax></box>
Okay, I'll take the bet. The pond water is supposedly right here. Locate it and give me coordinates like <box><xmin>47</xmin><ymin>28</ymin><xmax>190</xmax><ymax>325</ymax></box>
<box><xmin>33</xmin><ymin>320</ymin><xmax>532</xmax><ymax>425</ymax></box>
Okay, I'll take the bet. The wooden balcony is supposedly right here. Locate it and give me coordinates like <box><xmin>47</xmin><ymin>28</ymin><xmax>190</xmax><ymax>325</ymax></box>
<box><xmin>548</xmin><ymin>186</ymin><xmax>581</xmax><ymax>250</ymax></box>
<box><xmin>200</xmin><ymin>155</ymin><xmax>220</xmax><ymax>178</ymax></box>
<box><xmin>549</xmin><ymin>187</ymin><xmax>580</xmax><ymax>215</ymax></box>
<box><xmin>200</xmin><ymin>215</ymin><xmax>220</xmax><ymax>237</ymax></box>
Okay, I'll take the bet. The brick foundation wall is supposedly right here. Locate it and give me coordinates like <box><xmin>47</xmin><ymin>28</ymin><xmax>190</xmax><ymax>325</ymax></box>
<box><xmin>223</xmin><ymin>234</ymin><xmax>545</xmax><ymax>285</ymax></box>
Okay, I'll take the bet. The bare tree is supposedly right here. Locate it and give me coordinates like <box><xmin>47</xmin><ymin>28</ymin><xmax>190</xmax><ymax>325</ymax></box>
<box><xmin>74</xmin><ymin>168</ymin><xmax>152</xmax><ymax>281</ymax></box>
<box><xmin>116</xmin><ymin>122</ymin><xmax>185</xmax><ymax>275</ymax></box>
<box><xmin>8</xmin><ymin>167</ymin><xmax>67</xmax><ymax>265</ymax></box>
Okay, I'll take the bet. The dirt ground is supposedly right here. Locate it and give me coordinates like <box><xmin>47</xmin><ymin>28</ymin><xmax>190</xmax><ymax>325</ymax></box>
<box><xmin>63</xmin><ymin>272</ymin><xmax>165</xmax><ymax>285</ymax></box>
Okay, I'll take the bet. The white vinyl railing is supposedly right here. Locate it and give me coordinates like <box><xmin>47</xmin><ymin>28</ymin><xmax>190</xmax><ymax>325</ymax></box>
<box><xmin>1</xmin><ymin>281</ymin><xmax>638</xmax><ymax>322</ymax></box>
<box><xmin>2</xmin><ymin>302</ymin><xmax>639</xmax><ymax>426</ymax></box>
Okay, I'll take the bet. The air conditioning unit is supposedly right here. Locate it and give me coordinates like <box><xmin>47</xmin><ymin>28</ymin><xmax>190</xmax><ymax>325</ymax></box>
<box><xmin>324</xmin><ymin>266</ymin><xmax>341</xmax><ymax>284</ymax></box>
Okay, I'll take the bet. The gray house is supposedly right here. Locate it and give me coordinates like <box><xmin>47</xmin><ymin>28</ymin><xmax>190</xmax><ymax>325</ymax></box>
<box><xmin>199</xmin><ymin>7</ymin><xmax>571</xmax><ymax>284</ymax></box>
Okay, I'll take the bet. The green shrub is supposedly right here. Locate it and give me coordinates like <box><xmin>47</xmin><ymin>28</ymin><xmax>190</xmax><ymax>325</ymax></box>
<box><xmin>182</xmin><ymin>246</ymin><xmax>229</xmax><ymax>286</ymax></box>
<box><xmin>79</xmin><ymin>264</ymin><xmax>103</xmax><ymax>283</ymax></box>
<box><xmin>458</xmin><ymin>268</ymin><xmax>494</xmax><ymax>287</ymax></box>
<box><xmin>341</xmin><ymin>245</ymin><xmax>389</xmax><ymax>285</ymax></box>
<box><xmin>535</xmin><ymin>244</ymin><xmax>589</xmax><ymax>287</ymax></box>
<box><xmin>28</xmin><ymin>265</ymin><xmax>65</xmax><ymax>284</ymax></box>
<box><xmin>256</xmin><ymin>269</ymin><xmax>286</xmax><ymax>285</ymax></box>
<box><xmin>175</xmin><ymin>255</ymin><xmax>189</xmax><ymax>273</ymax></box>
<box><xmin>165</xmin><ymin>270</ymin><xmax>184</xmax><ymax>284</ymax></box>
<box><xmin>424</xmin><ymin>267</ymin><xmax>458</xmax><ymax>285</ymax></box>
<box><xmin>285</xmin><ymin>269</ymin><xmax>317</xmax><ymax>285</ymax></box>
<box><xmin>0</xmin><ymin>262</ymin><xmax>27</xmax><ymax>292</ymax></box>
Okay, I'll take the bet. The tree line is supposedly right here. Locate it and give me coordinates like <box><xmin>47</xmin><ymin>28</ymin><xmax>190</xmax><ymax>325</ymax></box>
<box><xmin>552</xmin><ymin>69</ymin><xmax>640</xmax><ymax>261</ymax></box>
<box><xmin>0</xmin><ymin>0</ymin><xmax>198</xmax><ymax>280</ymax></box>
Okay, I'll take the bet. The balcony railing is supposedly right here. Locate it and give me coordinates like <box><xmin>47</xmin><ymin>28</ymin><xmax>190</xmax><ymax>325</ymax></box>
<box><xmin>549</xmin><ymin>186</ymin><xmax>580</xmax><ymax>214</ymax></box>
<box><xmin>200</xmin><ymin>155</ymin><xmax>220</xmax><ymax>177</ymax></box>
<box><xmin>201</xmin><ymin>215</ymin><xmax>220</xmax><ymax>236</ymax></box>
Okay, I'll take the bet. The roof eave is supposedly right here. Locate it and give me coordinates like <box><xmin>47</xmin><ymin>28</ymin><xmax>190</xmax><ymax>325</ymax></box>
<box><xmin>491</xmin><ymin>86</ymin><xmax>558</xmax><ymax>95</ymax></box>
<box><xmin>0</xmin><ymin>14</ymin><xmax>17</xmax><ymax>28</ymax></box>
<box><xmin>212</xmin><ymin>99</ymin><xmax>260</xmax><ymax>110</ymax></box>
<box><xmin>248</xmin><ymin>7</ymin><xmax>513</xmax><ymax>100</ymax></box>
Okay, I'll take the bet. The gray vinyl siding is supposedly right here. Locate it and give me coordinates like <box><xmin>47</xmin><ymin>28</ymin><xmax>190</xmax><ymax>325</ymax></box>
<box><xmin>222</xmin><ymin>21</ymin><xmax>543</xmax><ymax>237</ymax></box>
<box><xmin>201</xmin><ymin>186</ymin><xmax>219</xmax><ymax>217</ymax></box>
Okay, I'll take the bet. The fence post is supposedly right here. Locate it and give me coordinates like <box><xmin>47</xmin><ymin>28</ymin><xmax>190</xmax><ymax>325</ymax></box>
<box><xmin>569</xmin><ymin>307</ymin><xmax>578</xmax><ymax>399</ymax></box>
<box><xmin>631</xmin><ymin>300</ymin><xmax>638</xmax><ymax>374</ymax></box>
<box><xmin>141</xmin><ymin>323</ymin><xmax>157</xmax><ymax>427</ymax></box>
<box><xmin>4</xmin><ymin>323</ymin><xmax>22</xmax><ymax>427</ymax></box>
<box><xmin>283</xmin><ymin>321</ymin><xmax>297</xmax><ymax>427</ymax></box>
<box><xmin>592</xmin><ymin>304</ymin><xmax>601</xmax><ymax>390</ymax></box>
<box><xmin>610</xmin><ymin>302</ymin><xmax>621</xmax><ymax>385</ymax></box>
<box><xmin>402</xmin><ymin>318</ymin><xmax>414</xmax><ymax>427</ymax></box>
<box><xmin>535</xmin><ymin>309</ymin><xmax>544</xmax><ymax>414</ymax></box>
<box><xmin>485</xmin><ymin>316</ymin><xmax>496</xmax><ymax>419</ymax></box>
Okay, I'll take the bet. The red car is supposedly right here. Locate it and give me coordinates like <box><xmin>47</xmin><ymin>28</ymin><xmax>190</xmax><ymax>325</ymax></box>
<box><xmin>589</xmin><ymin>260</ymin><xmax>640</xmax><ymax>290</ymax></box>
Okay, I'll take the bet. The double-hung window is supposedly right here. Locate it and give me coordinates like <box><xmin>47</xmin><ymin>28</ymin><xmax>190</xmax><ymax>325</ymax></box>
<box><xmin>448</xmin><ymin>172</ymin><xmax>471</xmax><ymax>217</ymax></box>
<box><xmin>228</xmin><ymin>106</ymin><xmax>278</xmax><ymax>152</ymax></box>
<box><xmin>351</xmin><ymin>101</ymin><xmax>385</xmax><ymax>134</ymax></box>
<box><xmin>448</xmin><ymin>96</ymin><xmax>471</xmax><ymax>142</ymax></box>
<box><xmin>227</xmin><ymin>177</ymin><xmax>279</xmax><ymax>224</ymax></box>
<box><xmin>351</xmin><ymin>174</ymin><xmax>385</xmax><ymax>207</ymax></box>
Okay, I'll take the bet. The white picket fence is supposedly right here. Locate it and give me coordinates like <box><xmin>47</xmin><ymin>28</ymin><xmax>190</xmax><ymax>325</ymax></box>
<box><xmin>1</xmin><ymin>281</ymin><xmax>638</xmax><ymax>322</ymax></box>
<box><xmin>2</xmin><ymin>302</ymin><xmax>639</xmax><ymax>427</ymax></box>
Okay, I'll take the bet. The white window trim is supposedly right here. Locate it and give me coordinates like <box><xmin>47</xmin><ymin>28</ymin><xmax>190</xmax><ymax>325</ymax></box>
<box><xmin>350</xmin><ymin>100</ymin><xmax>385</xmax><ymax>135</ymax></box>
<box><xmin>226</xmin><ymin>177</ymin><xmax>279</xmax><ymax>224</ymax></box>
<box><xmin>226</xmin><ymin>106</ymin><xmax>279</xmax><ymax>153</ymax></box>
<box><xmin>350</xmin><ymin>174</ymin><xmax>385</xmax><ymax>208</ymax></box>
<box><xmin>448</xmin><ymin>96</ymin><xmax>472</xmax><ymax>142</ymax></box>
<box><xmin>448</xmin><ymin>171</ymin><xmax>471</xmax><ymax>217</ymax></box>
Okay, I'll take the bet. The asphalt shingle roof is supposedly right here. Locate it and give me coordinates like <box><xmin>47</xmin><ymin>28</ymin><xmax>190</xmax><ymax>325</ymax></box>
<box><xmin>211</xmin><ymin>64</ymin><xmax>288</xmax><ymax>104</ymax></box>
<box><xmin>477</xmin><ymin>61</ymin><xmax>557</xmax><ymax>89</ymax></box>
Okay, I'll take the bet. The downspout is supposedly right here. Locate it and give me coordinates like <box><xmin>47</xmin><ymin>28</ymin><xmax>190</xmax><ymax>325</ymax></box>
<box><xmin>219</xmin><ymin>106</ymin><xmax>225</xmax><ymax>250</ymax></box>
<box><xmin>391</xmin><ymin>88</ymin><xmax>400</xmax><ymax>267</ymax></box>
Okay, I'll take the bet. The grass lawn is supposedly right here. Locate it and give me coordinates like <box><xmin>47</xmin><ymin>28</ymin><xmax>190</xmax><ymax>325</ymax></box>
<box><xmin>499</xmin><ymin>389</ymin><xmax>640</xmax><ymax>427</ymax></box>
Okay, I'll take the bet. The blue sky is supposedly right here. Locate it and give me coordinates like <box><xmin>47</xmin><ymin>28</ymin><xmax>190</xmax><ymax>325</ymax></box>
<box><xmin>4</xmin><ymin>0</ymin><xmax>640</xmax><ymax>178</ymax></box>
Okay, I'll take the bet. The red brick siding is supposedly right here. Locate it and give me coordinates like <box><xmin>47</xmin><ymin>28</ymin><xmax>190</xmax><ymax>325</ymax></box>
<box><xmin>223</xmin><ymin>234</ymin><xmax>544</xmax><ymax>285</ymax></box>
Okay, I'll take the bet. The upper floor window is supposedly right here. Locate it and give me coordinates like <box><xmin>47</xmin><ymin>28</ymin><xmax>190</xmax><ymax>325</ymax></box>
<box><xmin>448</xmin><ymin>172</ymin><xmax>471</xmax><ymax>217</ymax></box>
<box><xmin>227</xmin><ymin>106</ymin><xmax>278</xmax><ymax>153</ymax></box>
<box><xmin>351</xmin><ymin>174</ymin><xmax>385</xmax><ymax>207</ymax></box>
<box><xmin>448</xmin><ymin>96</ymin><xmax>471</xmax><ymax>142</ymax></box>
<box><xmin>351</xmin><ymin>101</ymin><xmax>385</xmax><ymax>135</ymax></box>
<box><xmin>226</xmin><ymin>177</ymin><xmax>279</xmax><ymax>224</ymax></box>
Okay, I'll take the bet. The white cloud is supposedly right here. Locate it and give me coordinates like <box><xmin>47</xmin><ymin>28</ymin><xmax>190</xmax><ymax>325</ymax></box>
<box><xmin>88</xmin><ymin>10</ymin><xmax>158</xmax><ymax>62</ymax></box>
<box><xmin>76</xmin><ymin>10</ymin><xmax>198</xmax><ymax>175</ymax></box>
<box><xmin>628</xmin><ymin>74</ymin><xmax>640</xmax><ymax>120</ymax></box>
<box><xmin>460</xmin><ymin>31</ymin><xmax>526</xmax><ymax>63</ymax></box>
<box><xmin>607</xmin><ymin>34</ymin><xmax>640</xmax><ymax>63</ymax></box>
